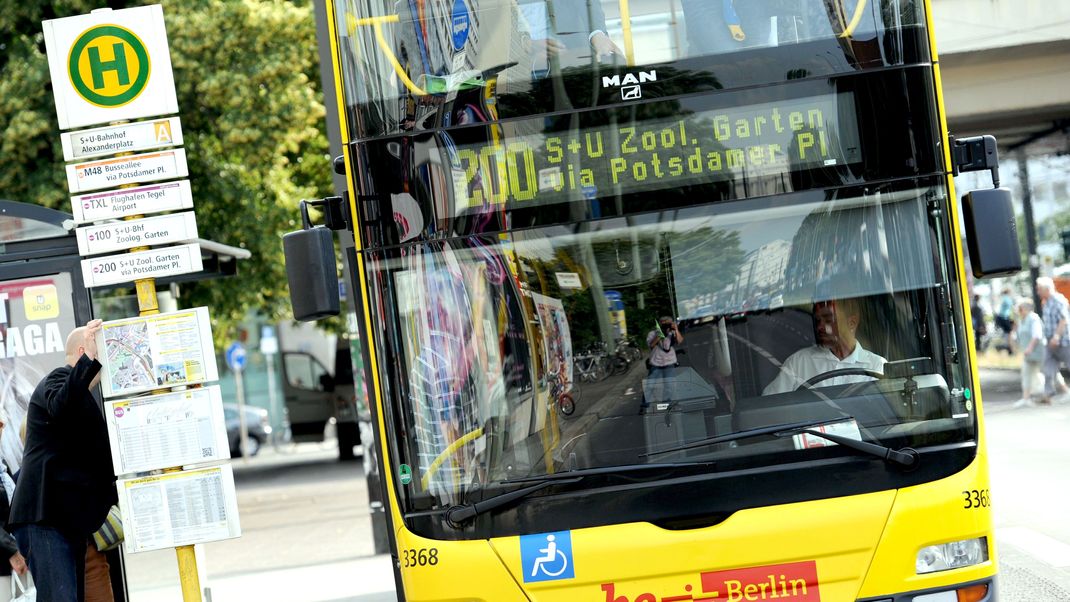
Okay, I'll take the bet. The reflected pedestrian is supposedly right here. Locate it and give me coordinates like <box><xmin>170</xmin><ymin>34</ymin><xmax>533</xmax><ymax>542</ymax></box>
<box><xmin>1014</xmin><ymin>298</ymin><xmax>1045</xmax><ymax>406</ymax></box>
<box><xmin>1036</xmin><ymin>277</ymin><xmax>1070</xmax><ymax>405</ymax></box>
<box><xmin>8</xmin><ymin>319</ymin><xmax>117</xmax><ymax>601</ymax></box>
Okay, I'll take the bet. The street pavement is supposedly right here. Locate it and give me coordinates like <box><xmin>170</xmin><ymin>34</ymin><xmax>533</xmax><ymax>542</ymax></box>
<box><xmin>981</xmin><ymin>367</ymin><xmax>1070</xmax><ymax>600</ymax></box>
<box><xmin>125</xmin><ymin>368</ymin><xmax>1064</xmax><ymax>601</ymax></box>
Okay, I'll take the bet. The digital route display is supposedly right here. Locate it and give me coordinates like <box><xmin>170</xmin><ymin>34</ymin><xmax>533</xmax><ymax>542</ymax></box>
<box><xmin>448</xmin><ymin>93</ymin><xmax>860</xmax><ymax>210</ymax></box>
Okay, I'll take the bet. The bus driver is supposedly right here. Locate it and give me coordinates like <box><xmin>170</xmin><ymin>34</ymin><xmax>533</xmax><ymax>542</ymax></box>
<box><xmin>763</xmin><ymin>298</ymin><xmax>886</xmax><ymax>395</ymax></box>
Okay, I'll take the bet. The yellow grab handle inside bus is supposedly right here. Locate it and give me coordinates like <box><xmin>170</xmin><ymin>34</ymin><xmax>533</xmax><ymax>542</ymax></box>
<box><xmin>618</xmin><ymin>0</ymin><xmax>636</xmax><ymax>66</ymax></box>
<box><xmin>347</xmin><ymin>14</ymin><xmax>429</xmax><ymax>97</ymax></box>
<box><xmin>839</xmin><ymin>0</ymin><xmax>868</xmax><ymax>39</ymax></box>
<box><xmin>420</xmin><ymin>426</ymin><xmax>485</xmax><ymax>490</ymax></box>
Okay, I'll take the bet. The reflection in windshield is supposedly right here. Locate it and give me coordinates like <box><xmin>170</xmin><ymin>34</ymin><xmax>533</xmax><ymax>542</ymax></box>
<box><xmin>374</xmin><ymin>185</ymin><xmax>971</xmax><ymax>511</ymax></box>
<box><xmin>335</xmin><ymin>0</ymin><xmax>924</xmax><ymax>138</ymax></box>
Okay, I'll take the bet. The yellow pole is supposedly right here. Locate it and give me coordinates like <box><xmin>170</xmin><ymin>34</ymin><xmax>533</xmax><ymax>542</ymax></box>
<box><xmin>618</xmin><ymin>0</ymin><xmax>636</xmax><ymax>66</ymax></box>
<box><xmin>114</xmin><ymin>124</ymin><xmax>202</xmax><ymax>601</ymax></box>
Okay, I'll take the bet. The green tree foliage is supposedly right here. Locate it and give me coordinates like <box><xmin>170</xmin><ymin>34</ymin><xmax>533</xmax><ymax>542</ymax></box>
<box><xmin>0</xmin><ymin>0</ymin><xmax>332</xmax><ymax>345</ymax></box>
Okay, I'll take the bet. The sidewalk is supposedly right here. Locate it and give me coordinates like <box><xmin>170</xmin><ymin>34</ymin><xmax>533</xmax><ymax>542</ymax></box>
<box><xmin>134</xmin><ymin>555</ymin><xmax>397</xmax><ymax>602</ymax></box>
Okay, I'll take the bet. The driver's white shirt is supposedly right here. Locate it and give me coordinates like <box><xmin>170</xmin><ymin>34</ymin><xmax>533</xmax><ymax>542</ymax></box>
<box><xmin>762</xmin><ymin>343</ymin><xmax>886</xmax><ymax>395</ymax></box>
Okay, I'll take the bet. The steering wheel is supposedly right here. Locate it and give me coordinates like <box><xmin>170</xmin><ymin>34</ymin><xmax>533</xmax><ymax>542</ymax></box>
<box><xmin>794</xmin><ymin>368</ymin><xmax>885</xmax><ymax>391</ymax></box>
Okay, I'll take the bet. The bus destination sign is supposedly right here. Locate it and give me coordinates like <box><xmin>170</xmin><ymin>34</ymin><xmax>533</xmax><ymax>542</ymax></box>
<box><xmin>449</xmin><ymin>93</ymin><xmax>860</xmax><ymax>211</ymax></box>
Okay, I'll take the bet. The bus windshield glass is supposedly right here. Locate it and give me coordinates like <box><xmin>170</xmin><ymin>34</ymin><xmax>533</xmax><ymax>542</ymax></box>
<box><xmin>334</xmin><ymin>0</ymin><xmax>926</xmax><ymax>138</ymax></box>
<box><xmin>369</xmin><ymin>180</ymin><xmax>974</xmax><ymax>523</ymax></box>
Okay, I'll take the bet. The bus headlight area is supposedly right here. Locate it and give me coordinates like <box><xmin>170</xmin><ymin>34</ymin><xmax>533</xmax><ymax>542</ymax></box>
<box><xmin>915</xmin><ymin>537</ymin><xmax>989</xmax><ymax>574</ymax></box>
<box><xmin>910</xmin><ymin>582</ymin><xmax>990</xmax><ymax>602</ymax></box>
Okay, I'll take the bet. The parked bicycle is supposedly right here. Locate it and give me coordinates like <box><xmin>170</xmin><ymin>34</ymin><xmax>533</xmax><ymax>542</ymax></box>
<box><xmin>573</xmin><ymin>347</ymin><xmax>611</xmax><ymax>382</ymax></box>
<box><xmin>548</xmin><ymin>370</ymin><xmax>575</xmax><ymax>416</ymax></box>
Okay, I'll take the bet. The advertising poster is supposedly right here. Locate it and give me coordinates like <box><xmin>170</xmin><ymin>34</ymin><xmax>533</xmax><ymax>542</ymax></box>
<box><xmin>97</xmin><ymin>307</ymin><xmax>218</xmax><ymax>399</ymax></box>
<box><xmin>0</xmin><ymin>273</ymin><xmax>78</xmax><ymax>474</ymax></box>
<box><xmin>530</xmin><ymin>292</ymin><xmax>573</xmax><ymax>390</ymax></box>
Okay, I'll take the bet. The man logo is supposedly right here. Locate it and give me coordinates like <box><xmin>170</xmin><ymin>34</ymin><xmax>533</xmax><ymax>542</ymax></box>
<box><xmin>602</xmin><ymin>70</ymin><xmax>655</xmax><ymax>102</ymax></box>
<box><xmin>601</xmin><ymin>70</ymin><xmax>657</xmax><ymax>88</ymax></box>
<box><xmin>67</xmin><ymin>24</ymin><xmax>151</xmax><ymax>108</ymax></box>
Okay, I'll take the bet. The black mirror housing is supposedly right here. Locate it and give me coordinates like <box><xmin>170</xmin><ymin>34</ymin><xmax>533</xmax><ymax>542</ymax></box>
<box><xmin>961</xmin><ymin>188</ymin><xmax>1022</xmax><ymax>278</ymax></box>
<box><xmin>283</xmin><ymin>226</ymin><xmax>340</xmax><ymax>321</ymax></box>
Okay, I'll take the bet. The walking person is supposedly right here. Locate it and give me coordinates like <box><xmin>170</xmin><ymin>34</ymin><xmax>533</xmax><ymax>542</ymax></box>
<box><xmin>8</xmin><ymin>319</ymin><xmax>117</xmax><ymax>601</ymax></box>
<box><xmin>1014</xmin><ymin>298</ymin><xmax>1045</xmax><ymax>406</ymax></box>
<box><xmin>1036</xmin><ymin>278</ymin><xmax>1070</xmax><ymax>405</ymax></box>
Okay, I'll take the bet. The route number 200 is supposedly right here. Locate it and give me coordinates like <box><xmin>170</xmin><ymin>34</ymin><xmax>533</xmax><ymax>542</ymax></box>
<box><xmin>962</xmin><ymin>489</ymin><xmax>990</xmax><ymax>509</ymax></box>
<box><xmin>402</xmin><ymin>548</ymin><xmax>439</xmax><ymax>568</ymax></box>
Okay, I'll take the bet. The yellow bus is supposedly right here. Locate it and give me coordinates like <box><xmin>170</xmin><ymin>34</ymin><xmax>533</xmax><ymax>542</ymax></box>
<box><xmin>286</xmin><ymin>1</ymin><xmax>1021</xmax><ymax>600</ymax></box>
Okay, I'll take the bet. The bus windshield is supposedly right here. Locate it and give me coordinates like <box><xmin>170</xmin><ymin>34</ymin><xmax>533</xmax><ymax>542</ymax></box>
<box><xmin>334</xmin><ymin>0</ymin><xmax>926</xmax><ymax>138</ymax></box>
<box><xmin>369</xmin><ymin>179</ymin><xmax>974</xmax><ymax>527</ymax></box>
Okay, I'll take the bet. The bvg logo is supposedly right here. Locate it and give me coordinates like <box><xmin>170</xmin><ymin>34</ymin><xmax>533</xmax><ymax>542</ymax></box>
<box><xmin>67</xmin><ymin>24</ymin><xmax>151</xmax><ymax>108</ymax></box>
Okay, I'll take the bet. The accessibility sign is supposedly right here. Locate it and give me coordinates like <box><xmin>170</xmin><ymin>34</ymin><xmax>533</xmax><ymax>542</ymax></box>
<box><xmin>62</xmin><ymin>116</ymin><xmax>183</xmax><ymax>162</ymax></box>
<box><xmin>43</xmin><ymin>5</ymin><xmax>179</xmax><ymax>130</ymax></box>
<box><xmin>76</xmin><ymin>212</ymin><xmax>198</xmax><ymax>256</ymax></box>
<box><xmin>71</xmin><ymin>180</ymin><xmax>194</xmax><ymax>224</ymax></box>
<box><xmin>520</xmin><ymin>531</ymin><xmax>575</xmax><ymax>583</ymax></box>
<box><xmin>66</xmin><ymin>148</ymin><xmax>188</xmax><ymax>193</ymax></box>
<box><xmin>80</xmin><ymin>242</ymin><xmax>202</xmax><ymax>288</ymax></box>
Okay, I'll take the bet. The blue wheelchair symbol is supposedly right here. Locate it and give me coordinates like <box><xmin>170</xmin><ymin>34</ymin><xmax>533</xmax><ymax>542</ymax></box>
<box><xmin>520</xmin><ymin>531</ymin><xmax>574</xmax><ymax>583</ymax></box>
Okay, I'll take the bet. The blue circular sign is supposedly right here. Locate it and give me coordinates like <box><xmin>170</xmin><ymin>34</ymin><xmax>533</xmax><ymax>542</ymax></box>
<box><xmin>451</xmin><ymin>0</ymin><xmax>470</xmax><ymax>50</ymax></box>
<box><xmin>226</xmin><ymin>342</ymin><xmax>247</xmax><ymax>372</ymax></box>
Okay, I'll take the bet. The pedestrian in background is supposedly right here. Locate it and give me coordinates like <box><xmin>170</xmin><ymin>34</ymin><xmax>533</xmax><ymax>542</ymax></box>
<box><xmin>1036</xmin><ymin>277</ymin><xmax>1070</xmax><ymax>405</ymax></box>
<box><xmin>970</xmin><ymin>294</ymin><xmax>988</xmax><ymax>352</ymax></box>
<box><xmin>8</xmin><ymin>319</ymin><xmax>117</xmax><ymax>601</ymax></box>
<box><xmin>1015</xmin><ymin>298</ymin><xmax>1045</xmax><ymax>406</ymax></box>
<box><xmin>995</xmin><ymin>287</ymin><xmax>1016</xmax><ymax>353</ymax></box>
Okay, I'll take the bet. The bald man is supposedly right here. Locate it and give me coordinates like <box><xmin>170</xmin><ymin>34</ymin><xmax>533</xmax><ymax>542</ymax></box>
<box><xmin>763</xmin><ymin>299</ymin><xmax>886</xmax><ymax>395</ymax></box>
<box><xmin>9</xmin><ymin>319</ymin><xmax>117</xmax><ymax>601</ymax></box>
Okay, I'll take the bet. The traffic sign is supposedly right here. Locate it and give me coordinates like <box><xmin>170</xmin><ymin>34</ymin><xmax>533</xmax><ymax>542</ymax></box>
<box><xmin>71</xmin><ymin>180</ymin><xmax>194</xmax><ymax>224</ymax></box>
<box><xmin>66</xmin><ymin>148</ymin><xmax>188</xmax><ymax>193</ymax></box>
<box><xmin>62</xmin><ymin>116</ymin><xmax>183</xmax><ymax>162</ymax></box>
<box><xmin>80</xmin><ymin>242</ymin><xmax>202</xmax><ymax>288</ymax></box>
<box><xmin>76</xmin><ymin>212</ymin><xmax>198</xmax><ymax>256</ymax></box>
<box><xmin>42</xmin><ymin>5</ymin><xmax>179</xmax><ymax>130</ymax></box>
<box><xmin>226</xmin><ymin>342</ymin><xmax>247</xmax><ymax>372</ymax></box>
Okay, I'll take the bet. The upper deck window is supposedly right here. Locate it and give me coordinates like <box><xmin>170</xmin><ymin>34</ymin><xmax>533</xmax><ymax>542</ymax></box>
<box><xmin>334</xmin><ymin>0</ymin><xmax>926</xmax><ymax>139</ymax></box>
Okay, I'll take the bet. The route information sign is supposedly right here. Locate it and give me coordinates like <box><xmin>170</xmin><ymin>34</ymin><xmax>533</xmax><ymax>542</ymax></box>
<box><xmin>118</xmin><ymin>465</ymin><xmax>241</xmax><ymax>553</ymax></box>
<box><xmin>105</xmin><ymin>385</ymin><xmax>229</xmax><ymax>475</ymax></box>
<box><xmin>42</xmin><ymin>5</ymin><xmax>179</xmax><ymax>130</ymax></box>
<box><xmin>66</xmin><ymin>148</ymin><xmax>188</xmax><ymax>193</ymax></box>
<box><xmin>80</xmin><ymin>242</ymin><xmax>202</xmax><ymax>288</ymax></box>
<box><xmin>62</xmin><ymin>116</ymin><xmax>183</xmax><ymax>162</ymax></box>
<box><xmin>76</xmin><ymin>212</ymin><xmax>198</xmax><ymax>256</ymax></box>
<box><xmin>71</xmin><ymin>180</ymin><xmax>194</xmax><ymax>224</ymax></box>
<box><xmin>96</xmin><ymin>306</ymin><xmax>218</xmax><ymax>399</ymax></box>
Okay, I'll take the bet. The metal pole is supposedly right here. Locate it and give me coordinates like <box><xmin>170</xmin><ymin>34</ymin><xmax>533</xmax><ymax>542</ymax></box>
<box><xmin>235</xmin><ymin>368</ymin><xmax>249</xmax><ymax>463</ymax></box>
<box><xmin>1018</xmin><ymin>151</ymin><xmax>1041</xmax><ymax>310</ymax></box>
<box><xmin>265</xmin><ymin>351</ymin><xmax>279</xmax><ymax>450</ymax></box>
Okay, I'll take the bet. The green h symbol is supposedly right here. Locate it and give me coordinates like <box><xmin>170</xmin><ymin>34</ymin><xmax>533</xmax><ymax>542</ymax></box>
<box><xmin>88</xmin><ymin>43</ymin><xmax>129</xmax><ymax>89</ymax></box>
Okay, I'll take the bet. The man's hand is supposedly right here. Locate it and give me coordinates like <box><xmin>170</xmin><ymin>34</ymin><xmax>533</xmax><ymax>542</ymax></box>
<box><xmin>590</xmin><ymin>31</ymin><xmax>623</xmax><ymax>58</ymax></box>
<box><xmin>532</xmin><ymin>37</ymin><xmax>566</xmax><ymax>57</ymax></box>
<box><xmin>84</xmin><ymin>318</ymin><xmax>103</xmax><ymax>361</ymax></box>
<box><xmin>9</xmin><ymin>551</ymin><xmax>27</xmax><ymax>575</ymax></box>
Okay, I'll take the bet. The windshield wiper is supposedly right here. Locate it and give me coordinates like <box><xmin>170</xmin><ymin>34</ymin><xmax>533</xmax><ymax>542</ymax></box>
<box><xmin>445</xmin><ymin>461</ymin><xmax>716</xmax><ymax>527</ymax></box>
<box><xmin>643</xmin><ymin>417</ymin><xmax>919</xmax><ymax>469</ymax></box>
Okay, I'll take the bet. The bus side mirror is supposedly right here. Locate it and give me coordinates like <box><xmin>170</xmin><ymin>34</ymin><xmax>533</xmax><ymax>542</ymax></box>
<box><xmin>283</xmin><ymin>225</ymin><xmax>340</xmax><ymax>321</ymax></box>
<box><xmin>961</xmin><ymin>188</ymin><xmax>1021</xmax><ymax>279</ymax></box>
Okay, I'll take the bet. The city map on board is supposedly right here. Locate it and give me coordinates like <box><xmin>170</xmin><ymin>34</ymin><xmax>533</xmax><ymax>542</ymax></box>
<box><xmin>104</xmin><ymin>321</ymin><xmax>155</xmax><ymax>395</ymax></box>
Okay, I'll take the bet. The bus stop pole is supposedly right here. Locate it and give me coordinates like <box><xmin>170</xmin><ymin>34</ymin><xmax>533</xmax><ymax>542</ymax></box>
<box><xmin>132</xmin><ymin>247</ymin><xmax>202</xmax><ymax>600</ymax></box>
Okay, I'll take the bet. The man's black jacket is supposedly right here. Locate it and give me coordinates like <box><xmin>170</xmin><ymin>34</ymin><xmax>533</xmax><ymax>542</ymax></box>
<box><xmin>9</xmin><ymin>355</ymin><xmax>117</xmax><ymax>538</ymax></box>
